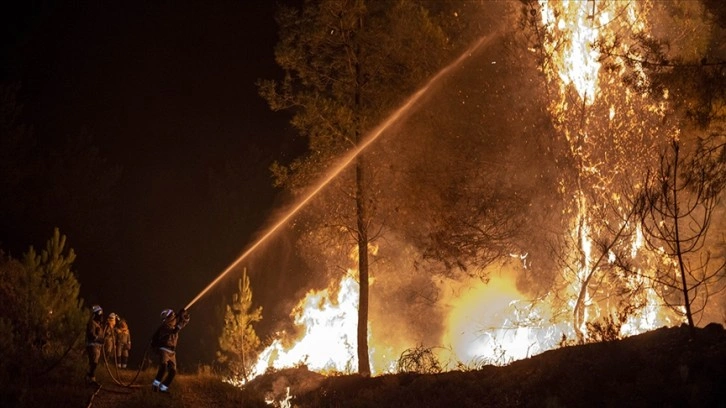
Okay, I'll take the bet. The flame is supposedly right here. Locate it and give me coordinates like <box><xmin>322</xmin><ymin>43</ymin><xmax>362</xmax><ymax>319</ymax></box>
<box><xmin>440</xmin><ymin>273</ymin><xmax>563</xmax><ymax>366</ymax></box>
<box><xmin>253</xmin><ymin>272</ymin><xmax>362</xmax><ymax>377</ymax></box>
<box><xmin>242</xmin><ymin>0</ymin><xmax>691</xmax><ymax>384</ymax></box>
<box><xmin>535</xmin><ymin>0</ymin><xmax>684</xmax><ymax>342</ymax></box>
<box><xmin>251</xmin><ymin>268</ymin><xmax>557</xmax><ymax>381</ymax></box>
<box><xmin>540</xmin><ymin>0</ymin><xmax>604</xmax><ymax>105</ymax></box>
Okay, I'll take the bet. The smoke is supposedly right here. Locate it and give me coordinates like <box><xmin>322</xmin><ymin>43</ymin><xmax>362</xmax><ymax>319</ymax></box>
<box><xmin>251</xmin><ymin>12</ymin><xmax>570</xmax><ymax>370</ymax></box>
<box><xmin>240</xmin><ymin>0</ymin><xmax>726</xmax><ymax>376</ymax></box>
<box><xmin>368</xmin><ymin>21</ymin><xmax>567</xmax><ymax>296</ymax></box>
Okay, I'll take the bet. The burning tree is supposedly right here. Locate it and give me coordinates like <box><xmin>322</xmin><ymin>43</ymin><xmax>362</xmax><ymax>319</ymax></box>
<box><xmin>217</xmin><ymin>269</ymin><xmax>262</xmax><ymax>384</ymax></box>
<box><xmin>614</xmin><ymin>0</ymin><xmax>726</xmax><ymax>331</ymax></box>
<box><xmin>249</xmin><ymin>0</ymin><xmax>723</xmax><ymax>376</ymax></box>
<box><xmin>518</xmin><ymin>0</ymin><xmax>668</xmax><ymax>341</ymax></box>
<box><xmin>258</xmin><ymin>0</ymin><xmax>460</xmax><ymax>376</ymax></box>
<box><xmin>516</xmin><ymin>0</ymin><xmax>726</xmax><ymax>341</ymax></box>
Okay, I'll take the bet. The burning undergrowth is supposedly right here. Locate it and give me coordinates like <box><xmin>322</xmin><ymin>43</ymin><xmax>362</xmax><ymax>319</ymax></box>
<box><xmin>242</xmin><ymin>367</ymin><xmax>326</xmax><ymax>407</ymax></box>
<box><xmin>221</xmin><ymin>0</ymin><xmax>726</xmax><ymax>389</ymax></box>
<box><xmin>241</xmin><ymin>324</ymin><xmax>726</xmax><ymax>407</ymax></box>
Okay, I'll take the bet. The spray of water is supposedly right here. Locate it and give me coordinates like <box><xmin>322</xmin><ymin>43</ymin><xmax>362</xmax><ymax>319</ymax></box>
<box><xmin>184</xmin><ymin>33</ymin><xmax>498</xmax><ymax>311</ymax></box>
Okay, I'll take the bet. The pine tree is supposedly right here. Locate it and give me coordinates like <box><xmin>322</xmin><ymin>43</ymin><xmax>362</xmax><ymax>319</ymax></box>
<box><xmin>260</xmin><ymin>0</ymin><xmax>456</xmax><ymax>377</ymax></box>
<box><xmin>640</xmin><ymin>140</ymin><xmax>726</xmax><ymax>337</ymax></box>
<box><xmin>217</xmin><ymin>269</ymin><xmax>262</xmax><ymax>383</ymax></box>
<box><xmin>20</xmin><ymin>227</ymin><xmax>85</xmax><ymax>358</ymax></box>
<box><xmin>0</xmin><ymin>228</ymin><xmax>85</xmax><ymax>389</ymax></box>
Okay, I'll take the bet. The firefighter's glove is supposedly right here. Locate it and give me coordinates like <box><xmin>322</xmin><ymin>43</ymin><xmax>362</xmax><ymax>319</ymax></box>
<box><xmin>178</xmin><ymin>308</ymin><xmax>190</xmax><ymax>322</ymax></box>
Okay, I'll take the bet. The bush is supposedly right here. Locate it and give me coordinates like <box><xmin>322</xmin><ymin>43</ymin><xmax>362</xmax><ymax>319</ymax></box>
<box><xmin>396</xmin><ymin>345</ymin><xmax>442</xmax><ymax>374</ymax></box>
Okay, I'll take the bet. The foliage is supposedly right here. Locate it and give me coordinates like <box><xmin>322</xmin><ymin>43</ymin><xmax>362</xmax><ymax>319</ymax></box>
<box><xmin>260</xmin><ymin>0</ymin><xmax>458</xmax><ymax>376</ymax></box>
<box><xmin>0</xmin><ymin>228</ymin><xmax>86</xmax><ymax>405</ymax></box>
<box><xmin>639</xmin><ymin>140</ymin><xmax>726</xmax><ymax>334</ymax></box>
<box><xmin>217</xmin><ymin>269</ymin><xmax>263</xmax><ymax>384</ymax></box>
<box><xmin>518</xmin><ymin>0</ymin><xmax>726</xmax><ymax>342</ymax></box>
<box><xmin>583</xmin><ymin>303</ymin><xmax>639</xmax><ymax>344</ymax></box>
<box><xmin>396</xmin><ymin>345</ymin><xmax>442</xmax><ymax>374</ymax></box>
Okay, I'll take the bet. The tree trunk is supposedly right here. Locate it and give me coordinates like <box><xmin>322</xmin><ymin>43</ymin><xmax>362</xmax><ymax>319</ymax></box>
<box><xmin>354</xmin><ymin>7</ymin><xmax>370</xmax><ymax>376</ymax></box>
<box><xmin>356</xmin><ymin>156</ymin><xmax>371</xmax><ymax>376</ymax></box>
<box><xmin>670</xmin><ymin>142</ymin><xmax>695</xmax><ymax>337</ymax></box>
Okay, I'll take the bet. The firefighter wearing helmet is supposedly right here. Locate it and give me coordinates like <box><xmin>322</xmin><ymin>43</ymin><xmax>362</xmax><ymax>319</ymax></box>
<box><xmin>151</xmin><ymin>307</ymin><xmax>190</xmax><ymax>393</ymax></box>
<box><xmin>115</xmin><ymin>318</ymin><xmax>132</xmax><ymax>368</ymax></box>
<box><xmin>103</xmin><ymin>312</ymin><xmax>118</xmax><ymax>361</ymax></box>
<box><xmin>85</xmin><ymin>305</ymin><xmax>105</xmax><ymax>386</ymax></box>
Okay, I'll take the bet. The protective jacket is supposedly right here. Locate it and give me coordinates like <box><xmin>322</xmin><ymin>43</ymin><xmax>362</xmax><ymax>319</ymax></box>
<box><xmin>86</xmin><ymin>317</ymin><xmax>104</xmax><ymax>346</ymax></box>
<box><xmin>116</xmin><ymin>325</ymin><xmax>131</xmax><ymax>351</ymax></box>
<box><xmin>152</xmin><ymin>310</ymin><xmax>190</xmax><ymax>352</ymax></box>
<box><xmin>103</xmin><ymin>322</ymin><xmax>116</xmax><ymax>354</ymax></box>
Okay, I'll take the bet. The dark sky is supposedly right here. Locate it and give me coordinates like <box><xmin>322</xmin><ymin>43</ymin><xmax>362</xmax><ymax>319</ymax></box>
<box><xmin>2</xmin><ymin>0</ymin><xmax>307</xmax><ymax>368</ymax></box>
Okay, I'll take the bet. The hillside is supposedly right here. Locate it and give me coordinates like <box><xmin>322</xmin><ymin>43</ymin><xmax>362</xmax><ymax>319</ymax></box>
<box><xmin>20</xmin><ymin>324</ymin><xmax>724</xmax><ymax>408</ymax></box>
<box><xmin>244</xmin><ymin>324</ymin><xmax>726</xmax><ymax>407</ymax></box>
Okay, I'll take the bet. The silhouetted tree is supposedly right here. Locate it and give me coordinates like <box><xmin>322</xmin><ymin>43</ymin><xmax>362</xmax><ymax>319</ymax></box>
<box><xmin>259</xmin><ymin>0</ymin><xmax>453</xmax><ymax>376</ymax></box>
<box><xmin>612</xmin><ymin>1</ymin><xmax>726</xmax><ymax>329</ymax></box>
<box><xmin>639</xmin><ymin>140</ymin><xmax>726</xmax><ymax>336</ymax></box>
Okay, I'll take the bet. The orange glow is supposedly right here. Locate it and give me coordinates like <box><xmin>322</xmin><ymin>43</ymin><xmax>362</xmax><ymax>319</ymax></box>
<box><xmin>253</xmin><ymin>272</ymin><xmax>362</xmax><ymax>377</ymax></box>
<box><xmin>540</xmin><ymin>0</ymin><xmax>605</xmax><ymax>105</ymax></box>
<box><xmin>535</xmin><ymin>0</ymin><xmax>682</xmax><ymax>342</ymax></box>
<box><xmin>440</xmin><ymin>272</ymin><xmax>561</xmax><ymax>366</ymax></box>
<box><xmin>241</xmin><ymin>0</ymin><xmax>691</xmax><ymax>385</ymax></box>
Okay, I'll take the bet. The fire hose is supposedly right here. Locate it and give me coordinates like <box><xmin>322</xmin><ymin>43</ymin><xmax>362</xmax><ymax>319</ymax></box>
<box><xmin>101</xmin><ymin>340</ymin><xmax>147</xmax><ymax>388</ymax></box>
<box><xmin>84</xmin><ymin>345</ymin><xmax>139</xmax><ymax>408</ymax></box>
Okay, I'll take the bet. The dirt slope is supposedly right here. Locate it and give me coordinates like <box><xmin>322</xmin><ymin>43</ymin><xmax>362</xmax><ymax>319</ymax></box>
<box><xmin>83</xmin><ymin>324</ymin><xmax>726</xmax><ymax>408</ymax></box>
<box><xmin>247</xmin><ymin>324</ymin><xmax>726</xmax><ymax>407</ymax></box>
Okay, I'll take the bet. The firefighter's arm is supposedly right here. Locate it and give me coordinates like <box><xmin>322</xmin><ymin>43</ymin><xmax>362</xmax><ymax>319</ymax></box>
<box><xmin>177</xmin><ymin>308</ymin><xmax>190</xmax><ymax>329</ymax></box>
<box><xmin>93</xmin><ymin>323</ymin><xmax>103</xmax><ymax>341</ymax></box>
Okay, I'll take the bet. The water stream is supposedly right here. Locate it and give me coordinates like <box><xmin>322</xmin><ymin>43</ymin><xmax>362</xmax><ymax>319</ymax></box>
<box><xmin>185</xmin><ymin>32</ymin><xmax>499</xmax><ymax>311</ymax></box>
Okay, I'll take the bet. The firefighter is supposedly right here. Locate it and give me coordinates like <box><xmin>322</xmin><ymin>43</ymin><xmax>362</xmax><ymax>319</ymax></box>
<box><xmin>85</xmin><ymin>305</ymin><xmax>104</xmax><ymax>386</ymax></box>
<box><xmin>151</xmin><ymin>308</ymin><xmax>190</xmax><ymax>393</ymax></box>
<box><xmin>115</xmin><ymin>318</ymin><xmax>131</xmax><ymax>368</ymax></box>
<box><xmin>103</xmin><ymin>312</ymin><xmax>118</xmax><ymax>363</ymax></box>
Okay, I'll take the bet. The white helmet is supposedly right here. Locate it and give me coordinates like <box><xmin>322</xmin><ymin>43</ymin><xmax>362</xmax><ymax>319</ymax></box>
<box><xmin>160</xmin><ymin>309</ymin><xmax>175</xmax><ymax>321</ymax></box>
<box><xmin>108</xmin><ymin>312</ymin><xmax>118</xmax><ymax>320</ymax></box>
<box><xmin>91</xmin><ymin>305</ymin><xmax>103</xmax><ymax>315</ymax></box>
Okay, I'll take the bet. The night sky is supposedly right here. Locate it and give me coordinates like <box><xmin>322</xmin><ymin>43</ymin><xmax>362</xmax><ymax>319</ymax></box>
<box><xmin>2</xmin><ymin>1</ymin><xmax>308</xmax><ymax>367</ymax></box>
